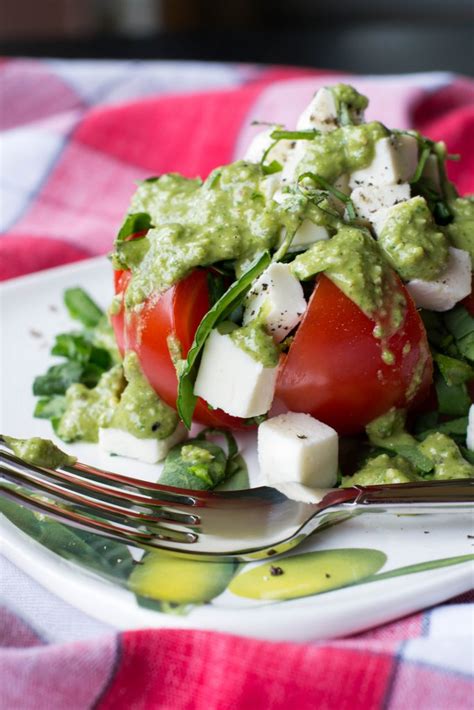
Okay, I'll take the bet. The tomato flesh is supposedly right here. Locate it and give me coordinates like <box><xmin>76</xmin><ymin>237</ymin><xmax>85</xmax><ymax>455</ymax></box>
<box><xmin>275</xmin><ymin>275</ymin><xmax>433</xmax><ymax>434</ymax></box>
<box><xmin>111</xmin><ymin>269</ymin><xmax>246</xmax><ymax>429</ymax></box>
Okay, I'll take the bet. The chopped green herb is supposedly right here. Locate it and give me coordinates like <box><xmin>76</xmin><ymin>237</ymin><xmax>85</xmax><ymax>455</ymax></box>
<box><xmin>116</xmin><ymin>212</ymin><xmax>152</xmax><ymax>241</ymax></box>
<box><xmin>64</xmin><ymin>288</ymin><xmax>104</xmax><ymax>328</ymax></box>
<box><xmin>177</xmin><ymin>252</ymin><xmax>271</xmax><ymax>428</ymax></box>
<box><xmin>297</xmin><ymin>172</ymin><xmax>356</xmax><ymax>220</ymax></box>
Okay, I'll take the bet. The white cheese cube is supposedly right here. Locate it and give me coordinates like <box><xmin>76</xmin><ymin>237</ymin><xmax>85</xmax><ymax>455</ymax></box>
<box><xmin>243</xmin><ymin>262</ymin><xmax>307</xmax><ymax>341</ymax></box>
<box><xmin>406</xmin><ymin>247</ymin><xmax>472</xmax><ymax>312</ymax></box>
<box><xmin>290</xmin><ymin>220</ymin><xmax>330</xmax><ymax>250</ymax></box>
<box><xmin>194</xmin><ymin>330</ymin><xmax>278</xmax><ymax>418</ymax></box>
<box><xmin>258</xmin><ymin>412</ymin><xmax>338</xmax><ymax>502</ymax></box>
<box><xmin>349</xmin><ymin>134</ymin><xmax>419</xmax><ymax>189</ymax></box>
<box><xmin>98</xmin><ymin>423</ymin><xmax>187</xmax><ymax>464</ymax></box>
<box><xmin>467</xmin><ymin>405</ymin><xmax>474</xmax><ymax>452</ymax></box>
<box><xmin>243</xmin><ymin>126</ymin><xmax>290</xmax><ymax>165</ymax></box>
<box><xmin>351</xmin><ymin>183</ymin><xmax>411</xmax><ymax>224</ymax></box>
<box><xmin>297</xmin><ymin>87</ymin><xmax>338</xmax><ymax>132</ymax></box>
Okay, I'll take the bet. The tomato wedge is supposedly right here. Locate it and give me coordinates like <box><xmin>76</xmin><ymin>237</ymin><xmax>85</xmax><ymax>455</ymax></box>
<box><xmin>275</xmin><ymin>275</ymin><xmax>433</xmax><ymax>434</ymax></box>
<box><xmin>111</xmin><ymin>268</ymin><xmax>246</xmax><ymax>429</ymax></box>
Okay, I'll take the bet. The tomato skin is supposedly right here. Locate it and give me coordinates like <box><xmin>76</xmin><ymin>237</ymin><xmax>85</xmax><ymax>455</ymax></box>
<box><xmin>111</xmin><ymin>269</ymin><xmax>246</xmax><ymax>429</ymax></box>
<box><xmin>275</xmin><ymin>275</ymin><xmax>433</xmax><ymax>435</ymax></box>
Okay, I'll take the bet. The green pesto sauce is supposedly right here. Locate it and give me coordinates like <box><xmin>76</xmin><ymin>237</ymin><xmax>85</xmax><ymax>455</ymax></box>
<box><xmin>291</xmin><ymin>121</ymin><xmax>388</xmax><ymax>184</ymax></box>
<box><xmin>341</xmin><ymin>454</ymin><xmax>420</xmax><ymax>487</ymax></box>
<box><xmin>446</xmin><ymin>196</ymin><xmax>474</xmax><ymax>261</ymax></box>
<box><xmin>116</xmin><ymin>162</ymin><xmax>286</xmax><ymax>308</ymax></box>
<box><xmin>290</xmin><ymin>226</ymin><xmax>406</xmax><ymax>337</ymax></box>
<box><xmin>378</xmin><ymin>197</ymin><xmax>449</xmax><ymax>281</ymax></box>
<box><xmin>108</xmin><ymin>351</ymin><xmax>179</xmax><ymax>439</ymax></box>
<box><xmin>418</xmin><ymin>433</ymin><xmax>474</xmax><ymax>479</ymax></box>
<box><xmin>5</xmin><ymin>436</ymin><xmax>77</xmax><ymax>469</ymax></box>
<box><xmin>344</xmin><ymin>409</ymin><xmax>474</xmax><ymax>485</ymax></box>
<box><xmin>330</xmin><ymin>84</ymin><xmax>369</xmax><ymax>114</ymax></box>
<box><xmin>229</xmin><ymin>316</ymin><xmax>280</xmax><ymax>368</ymax></box>
<box><xmin>57</xmin><ymin>365</ymin><xmax>125</xmax><ymax>443</ymax></box>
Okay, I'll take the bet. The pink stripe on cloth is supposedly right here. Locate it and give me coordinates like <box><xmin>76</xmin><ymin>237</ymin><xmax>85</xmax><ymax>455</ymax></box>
<box><xmin>0</xmin><ymin>631</ymin><xmax>118</xmax><ymax>710</ymax></box>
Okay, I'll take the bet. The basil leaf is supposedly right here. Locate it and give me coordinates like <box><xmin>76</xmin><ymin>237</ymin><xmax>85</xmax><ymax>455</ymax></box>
<box><xmin>435</xmin><ymin>375</ymin><xmax>471</xmax><ymax>417</ymax></box>
<box><xmin>64</xmin><ymin>288</ymin><xmax>104</xmax><ymax>328</ymax></box>
<box><xmin>434</xmin><ymin>352</ymin><xmax>474</xmax><ymax>386</ymax></box>
<box><xmin>262</xmin><ymin>159</ymin><xmax>283</xmax><ymax>175</ymax></box>
<box><xmin>206</xmin><ymin>271</ymin><xmax>227</xmax><ymax>307</ymax></box>
<box><xmin>444</xmin><ymin>306</ymin><xmax>474</xmax><ymax>342</ymax></box>
<box><xmin>297</xmin><ymin>172</ymin><xmax>356</xmax><ymax>220</ymax></box>
<box><xmin>116</xmin><ymin>212</ymin><xmax>152</xmax><ymax>242</ymax></box>
<box><xmin>459</xmin><ymin>446</ymin><xmax>474</xmax><ymax>465</ymax></box>
<box><xmin>34</xmin><ymin>395</ymin><xmax>66</xmax><ymax>421</ymax></box>
<box><xmin>386</xmin><ymin>444</ymin><xmax>433</xmax><ymax>474</ymax></box>
<box><xmin>33</xmin><ymin>361</ymin><xmax>84</xmax><ymax>396</ymax></box>
<box><xmin>410</xmin><ymin>145</ymin><xmax>431</xmax><ymax>185</ymax></box>
<box><xmin>51</xmin><ymin>333</ymin><xmax>92</xmax><ymax>363</ymax></box>
<box><xmin>177</xmin><ymin>252</ymin><xmax>271</xmax><ymax>428</ymax></box>
<box><xmin>270</xmin><ymin>129</ymin><xmax>320</xmax><ymax>140</ymax></box>
<box><xmin>159</xmin><ymin>440</ymin><xmax>227</xmax><ymax>490</ymax></box>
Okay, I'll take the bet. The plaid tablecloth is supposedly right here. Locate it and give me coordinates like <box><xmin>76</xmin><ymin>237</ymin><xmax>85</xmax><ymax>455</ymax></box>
<box><xmin>1</xmin><ymin>58</ymin><xmax>474</xmax><ymax>709</ymax></box>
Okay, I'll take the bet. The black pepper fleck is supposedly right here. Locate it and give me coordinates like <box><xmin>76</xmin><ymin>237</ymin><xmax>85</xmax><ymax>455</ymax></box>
<box><xmin>270</xmin><ymin>566</ymin><xmax>284</xmax><ymax>576</ymax></box>
<box><xmin>151</xmin><ymin>422</ymin><xmax>161</xmax><ymax>432</ymax></box>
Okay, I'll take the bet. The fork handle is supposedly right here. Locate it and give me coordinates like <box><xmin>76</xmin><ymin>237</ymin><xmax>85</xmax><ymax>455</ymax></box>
<box><xmin>349</xmin><ymin>479</ymin><xmax>474</xmax><ymax>511</ymax></box>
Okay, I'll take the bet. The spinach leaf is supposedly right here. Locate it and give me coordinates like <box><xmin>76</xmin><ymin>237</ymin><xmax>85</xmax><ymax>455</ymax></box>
<box><xmin>64</xmin><ymin>288</ymin><xmax>104</xmax><ymax>328</ymax></box>
<box><xmin>177</xmin><ymin>251</ymin><xmax>271</xmax><ymax>428</ymax></box>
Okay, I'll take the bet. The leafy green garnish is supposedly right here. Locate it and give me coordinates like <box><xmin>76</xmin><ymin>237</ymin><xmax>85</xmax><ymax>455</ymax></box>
<box><xmin>33</xmin><ymin>361</ymin><xmax>85</xmax><ymax>396</ymax></box>
<box><xmin>433</xmin><ymin>352</ymin><xmax>474</xmax><ymax>387</ymax></box>
<box><xmin>270</xmin><ymin>129</ymin><xmax>320</xmax><ymax>141</ymax></box>
<box><xmin>297</xmin><ymin>172</ymin><xmax>356</xmax><ymax>220</ymax></box>
<box><xmin>410</xmin><ymin>145</ymin><xmax>431</xmax><ymax>185</ymax></box>
<box><xmin>64</xmin><ymin>288</ymin><xmax>104</xmax><ymax>328</ymax></box>
<box><xmin>262</xmin><ymin>159</ymin><xmax>283</xmax><ymax>175</ymax></box>
<box><xmin>435</xmin><ymin>375</ymin><xmax>471</xmax><ymax>417</ymax></box>
<box><xmin>51</xmin><ymin>333</ymin><xmax>112</xmax><ymax>370</ymax></box>
<box><xmin>34</xmin><ymin>395</ymin><xmax>66</xmax><ymax>421</ymax></box>
<box><xmin>159</xmin><ymin>428</ymin><xmax>244</xmax><ymax>490</ymax></box>
<box><xmin>116</xmin><ymin>212</ymin><xmax>152</xmax><ymax>241</ymax></box>
<box><xmin>177</xmin><ymin>252</ymin><xmax>271</xmax><ymax>428</ymax></box>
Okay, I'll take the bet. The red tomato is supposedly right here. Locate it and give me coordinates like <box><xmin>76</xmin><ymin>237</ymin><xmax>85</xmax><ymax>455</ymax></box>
<box><xmin>111</xmin><ymin>268</ymin><xmax>246</xmax><ymax>429</ymax></box>
<box><xmin>275</xmin><ymin>275</ymin><xmax>433</xmax><ymax>435</ymax></box>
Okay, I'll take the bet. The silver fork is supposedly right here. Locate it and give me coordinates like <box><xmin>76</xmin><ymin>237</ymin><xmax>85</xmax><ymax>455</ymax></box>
<box><xmin>1</xmin><ymin>436</ymin><xmax>473</xmax><ymax>561</ymax></box>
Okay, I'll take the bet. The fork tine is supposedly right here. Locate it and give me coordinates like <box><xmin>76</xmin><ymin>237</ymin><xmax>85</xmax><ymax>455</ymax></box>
<box><xmin>0</xmin><ymin>436</ymin><xmax>198</xmax><ymax>508</ymax></box>
<box><xmin>0</xmin><ymin>449</ymin><xmax>200</xmax><ymax>527</ymax></box>
<box><xmin>0</xmin><ymin>463</ymin><xmax>199</xmax><ymax>537</ymax></box>
<box><xmin>0</xmin><ymin>480</ymin><xmax>197</xmax><ymax>551</ymax></box>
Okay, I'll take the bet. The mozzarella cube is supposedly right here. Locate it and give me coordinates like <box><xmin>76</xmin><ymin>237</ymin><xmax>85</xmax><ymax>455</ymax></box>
<box><xmin>406</xmin><ymin>247</ymin><xmax>472</xmax><ymax>312</ymax></box>
<box><xmin>258</xmin><ymin>412</ymin><xmax>338</xmax><ymax>502</ymax></box>
<box><xmin>98</xmin><ymin>423</ymin><xmax>187</xmax><ymax>464</ymax></box>
<box><xmin>467</xmin><ymin>405</ymin><xmax>474</xmax><ymax>452</ymax></box>
<box><xmin>243</xmin><ymin>262</ymin><xmax>307</xmax><ymax>341</ymax></box>
<box><xmin>349</xmin><ymin>134</ymin><xmax>419</xmax><ymax>188</ymax></box>
<box><xmin>290</xmin><ymin>219</ymin><xmax>330</xmax><ymax>250</ymax></box>
<box><xmin>297</xmin><ymin>87</ymin><xmax>338</xmax><ymax>132</ymax></box>
<box><xmin>194</xmin><ymin>330</ymin><xmax>278</xmax><ymax>418</ymax></box>
<box><xmin>351</xmin><ymin>183</ymin><xmax>411</xmax><ymax>224</ymax></box>
<box><xmin>243</xmin><ymin>126</ymin><xmax>290</xmax><ymax>165</ymax></box>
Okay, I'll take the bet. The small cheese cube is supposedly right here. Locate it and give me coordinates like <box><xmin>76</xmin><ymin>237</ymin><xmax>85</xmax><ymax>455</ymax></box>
<box><xmin>297</xmin><ymin>87</ymin><xmax>338</xmax><ymax>132</ymax></box>
<box><xmin>467</xmin><ymin>405</ymin><xmax>474</xmax><ymax>452</ymax></box>
<box><xmin>194</xmin><ymin>330</ymin><xmax>278</xmax><ymax>418</ymax></box>
<box><xmin>243</xmin><ymin>126</ymin><xmax>290</xmax><ymax>165</ymax></box>
<box><xmin>349</xmin><ymin>134</ymin><xmax>419</xmax><ymax>189</ymax></box>
<box><xmin>406</xmin><ymin>247</ymin><xmax>472</xmax><ymax>312</ymax></box>
<box><xmin>98</xmin><ymin>423</ymin><xmax>187</xmax><ymax>464</ymax></box>
<box><xmin>258</xmin><ymin>412</ymin><xmax>338</xmax><ymax>502</ymax></box>
<box><xmin>350</xmin><ymin>183</ymin><xmax>411</xmax><ymax>224</ymax></box>
<box><xmin>243</xmin><ymin>262</ymin><xmax>307</xmax><ymax>341</ymax></box>
<box><xmin>290</xmin><ymin>220</ymin><xmax>330</xmax><ymax>250</ymax></box>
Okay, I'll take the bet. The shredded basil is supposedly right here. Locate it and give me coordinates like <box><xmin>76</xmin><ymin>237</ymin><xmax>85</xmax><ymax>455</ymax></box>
<box><xmin>64</xmin><ymin>288</ymin><xmax>104</xmax><ymax>328</ymax></box>
<box><xmin>116</xmin><ymin>212</ymin><xmax>152</xmax><ymax>242</ymax></box>
<box><xmin>177</xmin><ymin>252</ymin><xmax>272</xmax><ymax>428</ymax></box>
<box><xmin>297</xmin><ymin>172</ymin><xmax>356</xmax><ymax>220</ymax></box>
<box><xmin>270</xmin><ymin>129</ymin><xmax>320</xmax><ymax>141</ymax></box>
